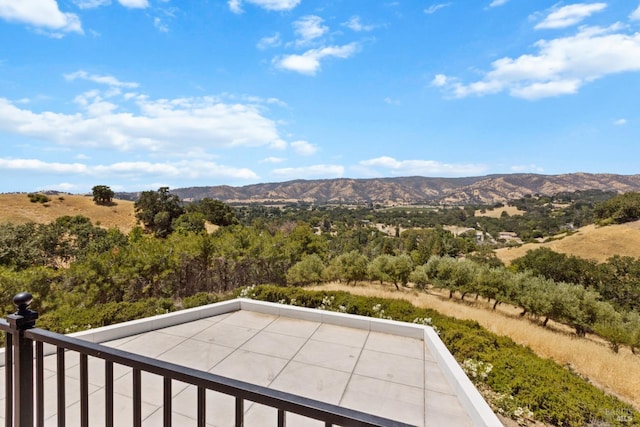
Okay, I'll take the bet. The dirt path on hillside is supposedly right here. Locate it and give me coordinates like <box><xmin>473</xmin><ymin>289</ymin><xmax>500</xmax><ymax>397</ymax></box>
<box><xmin>309</xmin><ymin>282</ymin><xmax>640</xmax><ymax>410</ymax></box>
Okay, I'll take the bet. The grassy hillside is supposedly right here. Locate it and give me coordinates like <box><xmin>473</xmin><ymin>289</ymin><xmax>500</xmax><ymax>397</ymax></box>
<box><xmin>496</xmin><ymin>221</ymin><xmax>640</xmax><ymax>264</ymax></box>
<box><xmin>0</xmin><ymin>193</ymin><xmax>137</xmax><ymax>232</ymax></box>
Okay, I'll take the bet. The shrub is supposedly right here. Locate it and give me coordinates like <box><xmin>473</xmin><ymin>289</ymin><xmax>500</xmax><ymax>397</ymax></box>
<box><xmin>27</xmin><ymin>193</ymin><xmax>50</xmax><ymax>203</ymax></box>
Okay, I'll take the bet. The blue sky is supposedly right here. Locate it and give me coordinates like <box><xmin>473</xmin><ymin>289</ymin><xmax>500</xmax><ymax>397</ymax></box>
<box><xmin>1</xmin><ymin>0</ymin><xmax>640</xmax><ymax>193</ymax></box>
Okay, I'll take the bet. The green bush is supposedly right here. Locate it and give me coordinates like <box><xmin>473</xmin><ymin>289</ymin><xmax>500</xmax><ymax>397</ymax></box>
<box><xmin>181</xmin><ymin>292</ymin><xmax>220</xmax><ymax>309</ymax></box>
<box><xmin>37</xmin><ymin>298</ymin><xmax>175</xmax><ymax>334</ymax></box>
<box><xmin>27</xmin><ymin>193</ymin><xmax>50</xmax><ymax>203</ymax></box>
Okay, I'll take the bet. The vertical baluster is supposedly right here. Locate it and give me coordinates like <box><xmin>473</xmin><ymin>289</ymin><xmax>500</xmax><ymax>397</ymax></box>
<box><xmin>197</xmin><ymin>386</ymin><xmax>206</xmax><ymax>427</ymax></box>
<box><xmin>13</xmin><ymin>330</ymin><xmax>33</xmax><ymax>426</ymax></box>
<box><xmin>277</xmin><ymin>409</ymin><xmax>286</xmax><ymax>427</ymax></box>
<box><xmin>36</xmin><ymin>342</ymin><xmax>44</xmax><ymax>427</ymax></box>
<box><xmin>4</xmin><ymin>332</ymin><xmax>12</xmax><ymax>427</ymax></box>
<box><xmin>133</xmin><ymin>369</ymin><xmax>142</xmax><ymax>427</ymax></box>
<box><xmin>163</xmin><ymin>377</ymin><xmax>171</xmax><ymax>427</ymax></box>
<box><xmin>235</xmin><ymin>397</ymin><xmax>244</xmax><ymax>427</ymax></box>
<box><xmin>57</xmin><ymin>348</ymin><xmax>65</xmax><ymax>427</ymax></box>
<box><xmin>80</xmin><ymin>354</ymin><xmax>89</xmax><ymax>427</ymax></box>
<box><xmin>105</xmin><ymin>361</ymin><xmax>114</xmax><ymax>427</ymax></box>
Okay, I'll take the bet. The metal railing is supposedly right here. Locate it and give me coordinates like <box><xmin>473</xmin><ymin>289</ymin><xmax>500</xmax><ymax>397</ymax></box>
<box><xmin>1</xmin><ymin>292</ymin><xmax>414</xmax><ymax>427</ymax></box>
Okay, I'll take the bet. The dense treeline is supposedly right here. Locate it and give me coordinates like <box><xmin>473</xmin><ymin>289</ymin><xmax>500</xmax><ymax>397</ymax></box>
<box><xmin>511</xmin><ymin>248</ymin><xmax>640</xmax><ymax>312</ymax></box>
<box><xmin>420</xmin><ymin>256</ymin><xmax>640</xmax><ymax>353</ymax></box>
<box><xmin>594</xmin><ymin>191</ymin><xmax>640</xmax><ymax>224</ymax></box>
<box><xmin>236</xmin><ymin>189</ymin><xmax>613</xmax><ymax>243</ymax></box>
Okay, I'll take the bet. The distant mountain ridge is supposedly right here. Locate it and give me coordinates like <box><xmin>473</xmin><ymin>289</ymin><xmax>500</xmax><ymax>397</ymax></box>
<box><xmin>123</xmin><ymin>173</ymin><xmax>640</xmax><ymax>205</ymax></box>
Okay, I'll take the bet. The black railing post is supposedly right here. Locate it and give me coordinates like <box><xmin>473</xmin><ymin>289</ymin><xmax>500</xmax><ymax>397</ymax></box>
<box><xmin>7</xmin><ymin>292</ymin><xmax>39</xmax><ymax>427</ymax></box>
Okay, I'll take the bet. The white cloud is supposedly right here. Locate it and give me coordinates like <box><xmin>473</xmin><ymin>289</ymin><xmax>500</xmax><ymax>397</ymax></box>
<box><xmin>0</xmin><ymin>0</ymin><xmax>83</xmax><ymax>35</ymax></box>
<box><xmin>614</xmin><ymin>118</ymin><xmax>627</xmax><ymax>125</ymax></box>
<box><xmin>228</xmin><ymin>0</ymin><xmax>242</xmax><ymax>13</ymax></box>
<box><xmin>535</xmin><ymin>3</ymin><xmax>607</xmax><ymax>30</ymax></box>
<box><xmin>257</xmin><ymin>33</ymin><xmax>281</xmax><ymax>50</ymax></box>
<box><xmin>489</xmin><ymin>0</ymin><xmax>509</xmax><ymax>7</ymax></box>
<box><xmin>359</xmin><ymin>156</ymin><xmax>487</xmax><ymax>176</ymax></box>
<box><xmin>343</xmin><ymin>16</ymin><xmax>375</xmax><ymax>31</ymax></box>
<box><xmin>228</xmin><ymin>0</ymin><xmax>300</xmax><ymax>14</ymax></box>
<box><xmin>510</xmin><ymin>80</ymin><xmax>582</xmax><ymax>99</ymax></box>
<box><xmin>0</xmin><ymin>88</ymin><xmax>288</xmax><ymax>153</ymax></box>
<box><xmin>424</xmin><ymin>3</ymin><xmax>451</xmax><ymax>15</ymax></box>
<box><xmin>435</xmin><ymin>24</ymin><xmax>640</xmax><ymax>100</ymax></box>
<box><xmin>64</xmin><ymin>70</ymin><xmax>139</xmax><ymax>88</ymax></box>
<box><xmin>73</xmin><ymin>0</ymin><xmax>111</xmax><ymax>9</ymax></box>
<box><xmin>260</xmin><ymin>156</ymin><xmax>286</xmax><ymax>163</ymax></box>
<box><xmin>293</xmin><ymin>15</ymin><xmax>328</xmax><ymax>46</ymax></box>
<box><xmin>274</xmin><ymin>43</ymin><xmax>359</xmax><ymax>75</ymax></box>
<box><xmin>431</xmin><ymin>74</ymin><xmax>449</xmax><ymax>87</ymax></box>
<box><xmin>272</xmin><ymin>164</ymin><xmax>344</xmax><ymax>179</ymax></box>
<box><xmin>632</xmin><ymin>5</ymin><xmax>640</xmax><ymax>21</ymax></box>
<box><xmin>0</xmin><ymin>158</ymin><xmax>258</xmax><ymax>181</ymax></box>
<box><xmin>154</xmin><ymin>17</ymin><xmax>169</xmax><ymax>33</ymax></box>
<box><xmin>291</xmin><ymin>140</ymin><xmax>318</xmax><ymax>156</ymax></box>
<box><xmin>117</xmin><ymin>0</ymin><xmax>149</xmax><ymax>8</ymax></box>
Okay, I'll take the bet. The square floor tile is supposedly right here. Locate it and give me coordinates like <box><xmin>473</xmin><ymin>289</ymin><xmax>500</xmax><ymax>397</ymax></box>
<box><xmin>353</xmin><ymin>349</ymin><xmax>424</xmax><ymax>388</ymax></box>
<box><xmin>310</xmin><ymin>323</ymin><xmax>369</xmax><ymax>348</ymax></box>
<box><xmin>293</xmin><ymin>339</ymin><xmax>360</xmax><ymax>373</ymax></box>
<box><xmin>210</xmin><ymin>350</ymin><xmax>288</xmax><ymax>387</ymax></box>
<box><xmin>341</xmin><ymin>374</ymin><xmax>424</xmax><ymax>427</ymax></box>
<box><xmin>269</xmin><ymin>361</ymin><xmax>350</xmax><ymax>405</ymax></box>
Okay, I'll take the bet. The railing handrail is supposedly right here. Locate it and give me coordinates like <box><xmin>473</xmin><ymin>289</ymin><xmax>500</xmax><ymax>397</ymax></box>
<box><xmin>9</xmin><ymin>324</ymin><xmax>413</xmax><ymax>427</ymax></box>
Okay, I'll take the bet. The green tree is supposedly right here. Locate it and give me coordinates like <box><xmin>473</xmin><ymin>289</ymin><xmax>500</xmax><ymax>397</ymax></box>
<box><xmin>409</xmin><ymin>264</ymin><xmax>430</xmax><ymax>290</ymax></box>
<box><xmin>594</xmin><ymin>192</ymin><xmax>640</xmax><ymax>224</ymax></box>
<box><xmin>173</xmin><ymin>212</ymin><xmax>206</xmax><ymax>234</ymax></box>
<box><xmin>390</xmin><ymin>254</ymin><xmax>414</xmax><ymax>289</ymax></box>
<box><xmin>367</xmin><ymin>254</ymin><xmax>393</xmax><ymax>286</ymax></box>
<box><xmin>188</xmin><ymin>198</ymin><xmax>238</xmax><ymax>227</ymax></box>
<box><xmin>328</xmin><ymin>250</ymin><xmax>368</xmax><ymax>285</ymax></box>
<box><xmin>134</xmin><ymin>187</ymin><xmax>184</xmax><ymax>237</ymax></box>
<box><xmin>286</xmin><ymin>254</ymin><xmax>326</xmax><ymax>285</ymax></box>
<box><xmin>92</xmin><ymin>185</ymin><xmax>115</xmax><ymax>206</ymax></box>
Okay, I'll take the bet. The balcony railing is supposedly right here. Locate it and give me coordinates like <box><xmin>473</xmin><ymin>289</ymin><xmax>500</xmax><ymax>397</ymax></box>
<box><xmin>1</xmin><ymin>292</ymin><xmax>414</xmax><ymax>427</ymax></box>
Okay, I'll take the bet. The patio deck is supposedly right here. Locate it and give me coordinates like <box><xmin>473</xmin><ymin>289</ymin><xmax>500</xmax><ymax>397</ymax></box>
<box><xmin>0</xmin><ymin>299</ymin><xmax>502</xmax><ymax>426</ymax></box>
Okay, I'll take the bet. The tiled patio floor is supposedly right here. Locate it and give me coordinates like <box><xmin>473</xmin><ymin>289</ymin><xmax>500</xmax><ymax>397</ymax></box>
<box><xmin>0</xmin><ymin>305</ymin><xmax>494</xmax><ymax>426</ymax></box>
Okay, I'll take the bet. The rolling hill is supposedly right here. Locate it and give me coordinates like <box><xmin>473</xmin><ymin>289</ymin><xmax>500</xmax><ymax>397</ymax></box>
<box><xmin>495</xmin><ymin>220</ymin><xmax>640</xmax><ymax>264</ymax></box>
<box><xmin>0</xmin><ymin>193</ymin><xmax>137</xmax><ymax>232</ymax></box>
<box><xmin>162</xmin><ymin>173</ymin><xmax>640</xmax><ymax>205</ymax></box>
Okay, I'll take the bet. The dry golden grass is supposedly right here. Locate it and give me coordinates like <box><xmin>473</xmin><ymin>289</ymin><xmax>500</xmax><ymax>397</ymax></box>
<box><xmin>0</xmin><ymin>193</ymin><xmax>137</xmax><ymax>233</ymax></box>
<box><xmin>496</xmin><ymin>221</ymin><xmax>640</xmax><ymax>264</ymax></box>
<box><xmin>475</xmin><ymin>206</ymin><xmax>525</xmax><ymax>218</ymax></box>
<box><xmin>310</xmin><ymin>282</ymin><xmax>640</xmax><ymax>410</ymax></box>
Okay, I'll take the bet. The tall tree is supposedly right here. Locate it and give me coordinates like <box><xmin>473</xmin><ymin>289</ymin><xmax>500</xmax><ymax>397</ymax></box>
<box><xmin>187</xmin><ymin>198</ymin><xmax>238</xmax><ymax>227</ymax></box>
<box><xmin>92</xmin><ymin>185</ymin><xmax>115</xmax><ymax>205</ymax></box>
<box><xmin>134</xmin><ymin>187</ymin><xmax>184</xmax><ymax>237</ymax></box>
